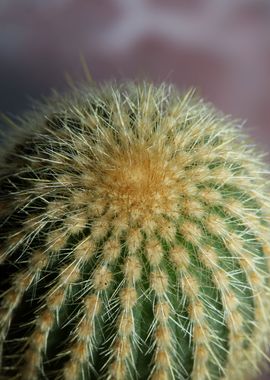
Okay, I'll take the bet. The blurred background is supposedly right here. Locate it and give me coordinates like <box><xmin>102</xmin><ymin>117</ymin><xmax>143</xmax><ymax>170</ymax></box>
<box><xmin>0</xmin><ymin>0</ymin><xmax>270</xmax><ymax>378</ymax></box>
<box><xmin>1</xmin><ymin>0</ymin><xmax>270</xmax><ymax>152</ymax></box>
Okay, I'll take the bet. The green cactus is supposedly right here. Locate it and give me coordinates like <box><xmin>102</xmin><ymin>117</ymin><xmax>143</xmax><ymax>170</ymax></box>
<box><xmin>1</xmin><ymin>82</ymin><xmax>270</xmax><ymax>380</ymax></box>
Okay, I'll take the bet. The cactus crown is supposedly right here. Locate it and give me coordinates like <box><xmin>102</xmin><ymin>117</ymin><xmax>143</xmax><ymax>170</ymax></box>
<box><xmin>1</xmin><ymin>82</ymin><xmax>270</xmax><ymax>380</ymax></box>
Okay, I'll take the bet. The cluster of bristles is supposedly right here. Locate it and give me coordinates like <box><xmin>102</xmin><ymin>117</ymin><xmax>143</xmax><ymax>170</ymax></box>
<box><xmin>1</xmin><ymin>82</ymin><xmax>270</xmax><ymax>380</ymax></box>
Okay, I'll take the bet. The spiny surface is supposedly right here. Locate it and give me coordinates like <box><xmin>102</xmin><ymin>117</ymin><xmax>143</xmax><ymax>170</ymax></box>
<box><xmin>1</xmin><ymin>82</ymin><xmax>270</xmax><ymax>380</ymax></box>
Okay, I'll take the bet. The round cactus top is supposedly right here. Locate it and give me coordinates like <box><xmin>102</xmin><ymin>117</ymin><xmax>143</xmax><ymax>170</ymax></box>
<box><xmin>1</xmin><ymin>82</ymin><xmax>270</xmax><ymax>380</ymax></box>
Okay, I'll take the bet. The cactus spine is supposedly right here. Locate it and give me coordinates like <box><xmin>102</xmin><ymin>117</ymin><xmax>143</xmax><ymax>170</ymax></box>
<box><xmin>1</xmin><ymin>82</ymin><xmax>270</xmax><ymax>380</ymax></box>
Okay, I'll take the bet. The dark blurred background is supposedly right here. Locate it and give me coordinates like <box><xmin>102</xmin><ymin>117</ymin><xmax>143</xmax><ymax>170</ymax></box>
<box><xmin>1</xmin><ymin>0</ymin><xmax>270</xmax><ymax>152</ymax></box>
<box><xmin>0</xmin><ymin>1</ymin><xmax>270</xmax><ymax>378</ymax></box>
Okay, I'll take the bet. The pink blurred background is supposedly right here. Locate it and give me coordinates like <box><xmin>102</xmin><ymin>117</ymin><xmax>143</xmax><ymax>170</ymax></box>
<box><xmin>0</xmin><ymin>1</ymin><xmax>270</xmax><ymax>378</ymax></box>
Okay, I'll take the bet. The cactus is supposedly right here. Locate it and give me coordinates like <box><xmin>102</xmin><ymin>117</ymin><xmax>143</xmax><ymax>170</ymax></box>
<box><xmin>1</xmin><ymin>82</ymin><xmax>270</xmax><ymax>380</ymax></box>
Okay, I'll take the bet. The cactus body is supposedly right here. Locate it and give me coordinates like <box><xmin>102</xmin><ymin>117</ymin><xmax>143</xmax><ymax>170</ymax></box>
<box><xmin>1</xmin><ymin>82</ymin><xmax>270</xmax><ymax>380</ymax></box>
